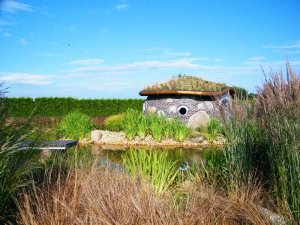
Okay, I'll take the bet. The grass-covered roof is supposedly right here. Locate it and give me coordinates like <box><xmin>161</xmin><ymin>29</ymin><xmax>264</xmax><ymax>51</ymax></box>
<box><xmin>143</xmin><ymin>75</ymin><xmax>228</xmax><ymax>92</ymax></box>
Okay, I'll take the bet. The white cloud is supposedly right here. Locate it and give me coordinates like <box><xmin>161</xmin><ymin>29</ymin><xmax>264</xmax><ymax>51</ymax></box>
<box><xmin>264</xmin><ymin>41</ymin><xmax>300</xmax><ymax>55</ymax></box>
<box><xmin>1</xmin><ymin>0</ymin><xmax>32</xmax><ymax>13</ymax></box>
<box><xmin>214</xmin><ymin>58</ymin><xmax>224</xmax><ymax>62</ymax></box>
<box><xmin>0</xmin><ymin>73</ymin><xmax>53</xmax><ymax>85</ymax></box>
<box><xmin>64</xmin><ymin>58</ymin><xmax>242</xmax><ymax>77</ymax></box>
<box><xmin>3</xmin><ymin>32</ymin><xmax>12</xmax><ymax>37</ymax></box>
<box><xmin>164</xmin><ymin>51</ymin><xmax>191</xmax><ymax>58</ymax></box>
<box><xmin>34</xmin><ymin>52</ymin><xmax>55</xmax><ymax>57</ymax></box>
<box><xmin>246</xmin><ymin>56</ymin><xmax>266</xmax><ymax>61</ymax></box>
<box><xmin>70</xmin><ymin>58</ymin><xmax>104</xmax><ymax>66</ymax></box>
<box><xmin>264</xmin><ymin>41</ymin><xmax>300</xmax><ymax>50</ymax></box>
<box><xmin>0</xmin><ymin>19</ymin><xmax>16</xmax><ymax>26</ymax></box>
<box><xmin>49</xmin><ymin>41</ymin><xmax>58</xmax><ymax>46</ymax></box>
<box><xmin>63</xmin><ymin>26</ymin><xmax>77</xmax><ymax>32</ymax></box>
<box><xmin>18</xmin><ymin>38</ymin><xmax>27</xmax><ymax>45</ymax></box>
<box><xmin>116</xmin><ymin>3</ymin><xmax>128</xmax><ymax>11</ymax></box>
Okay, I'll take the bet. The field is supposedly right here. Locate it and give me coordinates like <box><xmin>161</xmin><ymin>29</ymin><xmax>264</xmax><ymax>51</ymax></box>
<box><xmin>0</xmin><ymin>64</ymin><xmax>299</xmax><ymax>224</ymax></box>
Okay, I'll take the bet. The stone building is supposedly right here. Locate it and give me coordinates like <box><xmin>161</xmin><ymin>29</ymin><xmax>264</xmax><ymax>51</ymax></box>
<box><xmin>139</xmin><ymin>76</ymin><xmax>235</xmax><ymax>129</ymax></box>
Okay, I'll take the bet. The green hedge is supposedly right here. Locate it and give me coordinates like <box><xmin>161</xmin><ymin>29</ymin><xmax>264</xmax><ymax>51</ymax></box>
<box><xmin>6</xmin><ymin>97</ymin><xmax>144</xmax><ymax>117</ymax></box>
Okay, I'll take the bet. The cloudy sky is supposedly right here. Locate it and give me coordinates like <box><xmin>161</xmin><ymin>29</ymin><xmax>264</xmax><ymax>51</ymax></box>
<box><xmin>0</xmin><ymin>0</ymin><xmax>299</xmax><ymax>98</ymax></box>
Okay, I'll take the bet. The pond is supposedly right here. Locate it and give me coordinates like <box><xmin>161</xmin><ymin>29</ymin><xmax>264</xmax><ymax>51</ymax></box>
<box><xmin>76</xmin><ymin>144</ymin><xmax>220</xmax><ymax>171</ymax></box>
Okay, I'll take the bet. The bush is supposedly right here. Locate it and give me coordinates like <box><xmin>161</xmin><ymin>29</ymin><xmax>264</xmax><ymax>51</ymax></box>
<box><xmin>58</xmin><ymin>111</ymin><xmax>94</xmax><ymax>140</ymax></box>
<box><xmin>6</xmin><ymin>98</ymin><xmax>144</xmax><ymax>117</ymax></box>
<box><xmin>104</xmin><ymin>114</ymin><xmax>125</xmax><ymax>131</ymax></box>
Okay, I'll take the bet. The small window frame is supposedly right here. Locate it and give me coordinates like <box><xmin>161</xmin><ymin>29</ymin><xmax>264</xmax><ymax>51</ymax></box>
<box><xmin>177</xmin><ymin>105</ymin><xmax>189</xmax><ymax>115</ymax></box>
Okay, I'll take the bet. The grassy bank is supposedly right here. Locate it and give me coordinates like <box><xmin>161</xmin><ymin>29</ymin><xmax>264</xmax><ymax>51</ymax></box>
<box><xmin>1</xmin><ymin>62</ymin><xmax>299</xmax><ymax>224</ymax></box>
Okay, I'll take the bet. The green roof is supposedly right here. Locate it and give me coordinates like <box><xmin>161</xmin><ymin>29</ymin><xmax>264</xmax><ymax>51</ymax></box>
<box><xmin>143</xmin><ymin>75</ymin><xmax>228</xmax><ymax>92</ymax></box>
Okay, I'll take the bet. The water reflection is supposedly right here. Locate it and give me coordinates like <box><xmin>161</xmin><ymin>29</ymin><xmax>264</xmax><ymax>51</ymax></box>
<box><xmin>78</xmin><ymin>144</ymin><xmax>219</xmax><ymax>170</ymax></box>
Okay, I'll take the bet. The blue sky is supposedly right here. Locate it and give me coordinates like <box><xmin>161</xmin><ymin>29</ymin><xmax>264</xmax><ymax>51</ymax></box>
<box><xmin>0</xmin><ymin>0</ymin><xmax>299</xmax><ymax>99</ymax></box>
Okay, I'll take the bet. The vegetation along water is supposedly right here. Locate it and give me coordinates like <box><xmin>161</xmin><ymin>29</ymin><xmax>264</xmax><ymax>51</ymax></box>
<box><xmin>0</xmin><ymin>63</ymin><xmax>299</xmax><ymax>224</ymax></box>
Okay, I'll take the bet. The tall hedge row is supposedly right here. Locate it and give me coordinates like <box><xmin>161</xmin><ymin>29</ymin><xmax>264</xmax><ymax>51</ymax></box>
<box><xmin>6</xmin><ymin>97</ymin><xmax>144</xmax><ymax>117</ymax></box>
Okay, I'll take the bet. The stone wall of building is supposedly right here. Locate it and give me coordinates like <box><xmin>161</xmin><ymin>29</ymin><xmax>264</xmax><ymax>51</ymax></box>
<box><xmin>143</xmin><ymin>92</ymin><xmax>232</xmax><ymax>129</ymax></box>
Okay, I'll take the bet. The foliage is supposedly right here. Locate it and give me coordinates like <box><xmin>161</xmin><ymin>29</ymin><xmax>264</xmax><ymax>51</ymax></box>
<box><xmin>148</xmin><ymin>114</ymin><xmax>165</xmax><ymax>142</ymax></box>
<box><xmin>233</xmin><ymin>86</ymin><xmax>256</xmax><ymax>100</ymax></box>
<box><xmin>58</xmin><ymin>111</ymin><xmax>94</xmax><ymax>140</ymax></box>
<box><xmin>200</xmin><ymin>117</ymin><xmax>221</xmax><ymax>142</ymax></box>
<box><xmin>255</xmin><ymin>64</ymin><xmax>300</xmax><ymax>223</ymax></box>
<box><xmin>199</xmin><ymin>149</ymin><xmax>226</xmax><ymax>185</ymax></box>
<box><xmin>122</xmin><ymin>149</ymin><xmax>179</xmax><ymax>195</ymax></box>
<box><xmin>6</xmin><ymin>97</ymin><xmax>144</xmax><ymax>118</ymax></box>
<box><xmin>172</xmin><ymin>119</ymin><xmax>192</xmax><ymax>142</ymax></box>
<box><xmin>0</xmin><ymin>139</ymin><xmax>41</xmax><ymax>223</ymax></box>
<box><xmin>123</xmin><ymin>110</ymin><xmax>191</xmax><ymax>142</ymax></box>
<box><xmin>221</xmin><ymin>63</ymin><xmax>300</xmax><ymax>223</ymax></box>
<box><xmin>144</xmin><ymin>74</ymin><xmax>227</xmax><ymax>91</ymax></box>
<box><xmin>104</xmin><ymin>113</ymin><xmax>125</xmax><ymax>131</ymax></box>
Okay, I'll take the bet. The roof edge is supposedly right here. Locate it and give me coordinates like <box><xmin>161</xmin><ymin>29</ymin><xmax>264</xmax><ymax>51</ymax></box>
<box><xmin>139</xmin><ymin>87</ymin><xmax>236</xmax><ymax>97</ymax></box>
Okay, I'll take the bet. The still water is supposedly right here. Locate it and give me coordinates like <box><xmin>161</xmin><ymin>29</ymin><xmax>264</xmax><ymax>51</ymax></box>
<box><xmin>77</xmin><ymin>144</ymin><xmax>218</xmax><ymax>170</ymax></box>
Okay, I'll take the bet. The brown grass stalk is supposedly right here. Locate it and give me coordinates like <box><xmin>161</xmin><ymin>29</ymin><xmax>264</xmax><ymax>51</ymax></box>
<box><xmin>16</xmin><ymin>164</ymin><xmax>271</xmax><ymax>225</ymax></box>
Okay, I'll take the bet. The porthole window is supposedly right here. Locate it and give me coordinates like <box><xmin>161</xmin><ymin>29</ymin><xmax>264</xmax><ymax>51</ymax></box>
<box><xmin>178</xmin><ymin>106</ymin><xmax>188</xmax><ymax>115</ymax></box>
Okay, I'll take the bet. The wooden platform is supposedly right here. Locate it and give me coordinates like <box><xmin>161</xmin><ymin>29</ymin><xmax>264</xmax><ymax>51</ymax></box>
<box><xmin>22</xmin><ymin>140</ymin><xmax>78</xmax><ymax>150</ymax></box>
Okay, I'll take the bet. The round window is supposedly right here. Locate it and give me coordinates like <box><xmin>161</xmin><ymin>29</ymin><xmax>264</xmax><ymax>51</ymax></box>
<box><xmin>178</xmin><ymin>106</ymin><xmax>188</xmax><ymax>115</ymax></box>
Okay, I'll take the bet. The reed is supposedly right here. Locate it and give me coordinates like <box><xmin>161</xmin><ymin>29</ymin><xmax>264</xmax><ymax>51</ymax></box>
<box><xmin>0</xmin><ymin>138</ymin><xmax>40</xmax><ymax>223</ymax></box>
<box><xmin>137</xmin><ymin>114</ymin><xmax>148</xmax><ymax>139</ymax></box>
<box><xmin>172</xmin><ymin>120</ymin><xmax>192</xmax><ymax>142</ymax></box>
<box><xmin>122</xmin><ymin>149</ymin><xmax>179</xmax><ymax>195</ymax></box>
<box><xmin>202</xmin><ymin>117</ymin><xmax>221</xmax><ymax>142</ymax></box>
<box><xmin>220</xmin><ymin>62</ymin><xmax>300</xmax><ymax>223</ymax></box>
<box><xmin>148</xmin><ymin>114</ymin><xmax>165</xmax><ymax>142</ymax></box>
<box><xmin>255</xmin><ymin>64</ymin><xmax>300</xmax><ymax>223</ymax></box>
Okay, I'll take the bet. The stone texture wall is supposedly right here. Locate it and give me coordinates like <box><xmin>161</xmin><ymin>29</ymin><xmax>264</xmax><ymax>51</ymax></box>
<box><xmin>143</xmin><ymin>92</ymin><xmax>232</xmax><ymax>129</ymax></box>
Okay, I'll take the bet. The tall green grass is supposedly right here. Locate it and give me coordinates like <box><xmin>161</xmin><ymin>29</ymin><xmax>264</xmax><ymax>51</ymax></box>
<box><xmin>58</xmin><ymin>111</ymin><xmax>94</xmax><ymax>140</ymax></box>
<box><xmin>0</xmin><ymin>139</ymin><xmax>40</xmax><ymax>223</ymax></box>
<box><xmin>123</xmin><ymin>110</ymin><xmax>192</xmax><ymax>142</ymax></box>
<box><xmin>220</xmin><ymin>63</ymin><xmax>300</xmax><ymax>223</ymax></box>
<box><xmin>122</xmin><ymin>149</ymin><xmax>179</xmax><ymax>195</ymax></box>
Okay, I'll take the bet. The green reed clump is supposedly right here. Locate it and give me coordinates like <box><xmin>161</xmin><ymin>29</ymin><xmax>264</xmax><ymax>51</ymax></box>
<box><xmin>124</xmin><ymin>109</ymin><xmax>139</xmax><ymax>140</ymax></box>
<box><xmin>202</xmin><ymin>117</ymin><xmax>221</xmax><ymax>142</ymax></box>
<box><xmin>172</xmin><ymin>120</ymin><xmax>192</xmax><ymax>142</ymax></box>
<box><xmin>104</xmin><ymin>113</ymin><xmax>125</xmax><ymax>131</ymax></box>
<box><xmin>254</xmin><ymin>64</ymin><xmax>300</xmax><ymax>223</ymax></box>
<box><xmin>220</xmin><ymin>63</ymin><xmax>300</xmax><ymax>223</ymax></box>
<box><xmin>148</xmin><ymin>114</ymin><xmax>165</xmax><ymax>142</ymax></box>
<box><xmin>0</xmin><ymin>138</ymin><xmax>40</xmax><ymax>223</ymax></box>
<box><xmin>58</xmin><ymin>111</ymin><xmax>94</xmax><ymax>140</ymax></box>
<box><xmin>122</xmin><ymin>149</ymin><xmax>179</xmax><ymax>195</ymax></box>
<box><xmin>123</xmin><ymin>110</ymin><xmax>191</xmax><ymax>142</ymax></box>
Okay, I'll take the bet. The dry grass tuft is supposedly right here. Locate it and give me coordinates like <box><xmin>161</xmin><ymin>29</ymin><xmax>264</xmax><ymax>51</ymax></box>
<box><xmin>17</xmin><ymin>166</ymin><xmax>177</xmax><ymax>225</ymax></box>
<box><xmin>17</xmin><ymin>165</ymin><xmax>270</xmax><ymax>225</ymax></box>
<box><xmin>179</xmin><ymin>180</ymin><xmax>270</xmax><ymax>225</ymax></box>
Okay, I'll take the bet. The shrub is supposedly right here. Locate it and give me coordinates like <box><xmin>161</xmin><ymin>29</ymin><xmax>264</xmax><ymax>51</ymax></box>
<box><xmin>58</xmin><ymin>111</ymin><xmax>94</xmax><ymax>140</ymax></box>
<box><xmin>6</xmin><ymin>98</ymin><xmax>144</xmax><ymax>117</ymax></box>
<box><xmin>104</xmin><ymin>113</ymin><xmax>125</xmax><ymax>131</ymax></box>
